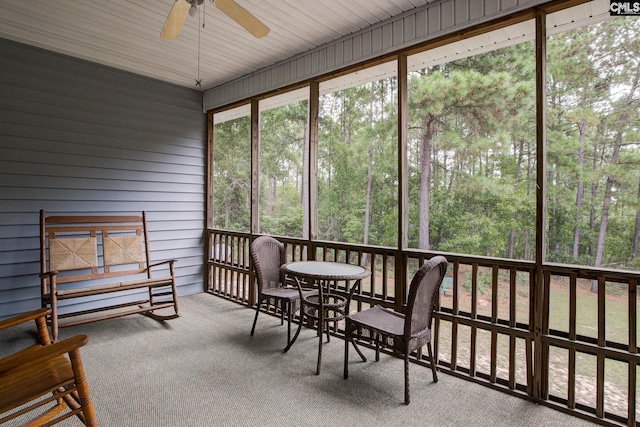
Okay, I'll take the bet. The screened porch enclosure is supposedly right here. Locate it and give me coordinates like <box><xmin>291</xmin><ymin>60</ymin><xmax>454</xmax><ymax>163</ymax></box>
<box><xmin>206</xmin><ymin>2</ymin><xmax>640</xmax><ymax>426</ymax></box>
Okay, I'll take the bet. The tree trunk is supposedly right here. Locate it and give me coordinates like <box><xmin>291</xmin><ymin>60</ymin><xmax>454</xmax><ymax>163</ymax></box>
<box><xmin>362</xmin><ymin>147</ymin><xmax>373</xmax><ymax>264</ymax></box>
<box><xmin>589</xmin><ymin>143</ymin><xmax>598</xmax><ymax>258</ymax></box>
<box><xmin>508</xmin><ymin>230</ymin><xmax>515</xmax><ymax>258</ymax></box>
<box><xmin>592</xmin><ymin>129</ymin><xmax>623</xmax><ymax>292</ymax></box>
<box><xmin>419</xmin><ymin>114</ymin><xmax>434</xmax><ymax>250</ymax></box>
<box><xmin>634</xmin><ymin>178</ymin><xmax>640</xmax><ymax>260</ymax></box>
<box><xmin>572</xmin><ymin>118</ymin><xmax>586</xmax><ymax>260</ymax></box>
<box><xmin>361</xmin><ymin>83</ymin><xmax>375</xmax><ymax>266</ymax></box>
<box><xmin>548</xmin><ymin>168</ymin><xmax>559</xmax><ymax>253</ymax></box>
<box><xmin>508</xmin><ymin>139</ymin><xmax>524</xmax><ymax>259</ymax></box>
<box><xmin>524</xmin><ymin>139</ymin><xmax>532</xmax><ymax>260</ymax></box>
<box><xmin>592</xmin><ymin>68</ymin><xmax>636</xmax><ymax>290</ymax></box>
<box><xmin>268</xmin><ymin>176</ymin><xmax>276</xmax><ymax>214</ymax></box>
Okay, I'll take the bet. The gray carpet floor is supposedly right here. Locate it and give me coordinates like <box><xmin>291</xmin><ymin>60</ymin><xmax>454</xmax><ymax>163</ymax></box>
<box><xmin>2</xmin><ymin>293</ymin><xmax>598</xmax><ymax>426</ymax></box>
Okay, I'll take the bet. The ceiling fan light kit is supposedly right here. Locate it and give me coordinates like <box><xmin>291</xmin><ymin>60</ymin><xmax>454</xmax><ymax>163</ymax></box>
<box><xmin>160</xmin><ymin>0</ymin><xmax>269</xmax><ymax>40</ymax></box>
<box><xmin>188</xmin><ymin>0</ymin><xmax>203</xmax><ymax>18</ymax></box>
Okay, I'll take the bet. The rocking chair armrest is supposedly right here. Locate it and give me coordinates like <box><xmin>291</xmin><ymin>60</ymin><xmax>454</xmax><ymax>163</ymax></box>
<box><xmin>0</xmin><ymin>308</ymin><xmax>51</xmax><ymax>331</ymax></box>
<box><xmin>148</xmin><ymin>259</ymin><xmax>178</xmax><ymax>269</ymax></box>
<box><xmin>0</xmin><ymin>334</ymin><xmax>88</xmax><ymax>377</ymax></box>
<box><xmin>7</xmin><ymin>335</ymin><xmax>89</xmax><ymax>370</ymax></box>
<box><xmin>39</xmin><ymin>270</ymin><xmax>59</xmax><ymax>280</ymax></box>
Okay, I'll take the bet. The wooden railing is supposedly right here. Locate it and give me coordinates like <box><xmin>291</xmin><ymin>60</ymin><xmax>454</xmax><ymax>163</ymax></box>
<box><xmin>206</xmin><ymin>229</ymin><xmax>639</xmax><ymax>427</ymax></box>
<box><xmin>542</xmin><ymin>264</ymin><xmax>639</xmax><ymax>426</ymax></box>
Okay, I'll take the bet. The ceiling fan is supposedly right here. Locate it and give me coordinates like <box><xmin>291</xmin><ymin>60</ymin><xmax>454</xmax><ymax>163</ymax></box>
<box><xmin>160</xmin><ymin>0</ymin><xmax>269</xmax><ymax>39</ymax></box>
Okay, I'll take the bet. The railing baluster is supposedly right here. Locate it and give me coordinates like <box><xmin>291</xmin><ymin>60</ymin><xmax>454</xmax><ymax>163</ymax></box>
<box><xmin>382</xmin><ymin>253</ymin><xmax>388</xmax><ymax>300</ymax></box>
<box><xmin>568</xmin><ymin>274</ymin><xmax>577</xmax><ymax>410</ymax></box>
<box><xmin>450</xmin><ymin>261</ymin><xmax>459</xmax><ymax>372</ymax></box>
<box><xmin>628</xmin><ymin>278</ymin><xmax>637</xmax><ymax>427</ymax></box>
<box><xmin>596</xmin><ymin>276</ymin><xmax>605</xmax><ymax>419</ymax></box>
<box><xmin>469</xmin><ymin>263</ymin><xmax>478</xmax><ymax>377</ymax></box>
<box><xmin>508</xmin><ymin>268</ymin><xmax>517</xmax><ymax>390</ymax></box>
<box><xmin>490</xmin><ymin>266</ymin><xmax>498</xmax><ymax>383</ymax></box>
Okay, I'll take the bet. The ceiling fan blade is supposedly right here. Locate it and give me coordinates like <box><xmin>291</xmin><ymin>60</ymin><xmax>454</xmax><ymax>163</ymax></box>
<box><xmin>161</xmin><ymin>0</ymin><xmax>191</xmax><ymax>39</ymax></box>
<box><xmin>212</xmin><ymin>0</ymin><xmax>270</xmax><ymax>38</ymax></box>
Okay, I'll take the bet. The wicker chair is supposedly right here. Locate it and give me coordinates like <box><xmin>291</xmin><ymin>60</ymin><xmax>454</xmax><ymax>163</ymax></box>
<box><xmin>250</xmin><ymin>235</ymin><xmax>316</xmax><ymax>352</ymax></box>
<box><xmin>0</xmin><ymin>308</ymin><xmax>97</xmax><ymax>426</ymax></box>
<box><xmin>343</xmin><ymin>255</ymin><xmax>448</xmax><ymax>404</ymax></box>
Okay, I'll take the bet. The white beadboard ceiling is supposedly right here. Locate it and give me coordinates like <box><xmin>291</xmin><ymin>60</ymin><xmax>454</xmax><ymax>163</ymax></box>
<box><xmin>0</xmin><ymin>0</ymin><xmax>437</xmax><ymax>91</ymax></box>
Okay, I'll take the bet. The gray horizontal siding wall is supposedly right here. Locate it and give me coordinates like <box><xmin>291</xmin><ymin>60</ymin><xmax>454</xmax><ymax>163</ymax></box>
<box><xmin>204</xmin><ymin>0</ymin><xmax>546</xmax><ymax>110</ymax></box>
<box><xmin>0</xmin><ymin>38</ymin><xmax>206</xmax><ymax>318</ymax></box>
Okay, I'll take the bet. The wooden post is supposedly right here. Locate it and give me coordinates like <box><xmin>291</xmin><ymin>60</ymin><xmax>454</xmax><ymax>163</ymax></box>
<box><xmin>249</xmin><ymin>99</ymin><xmax>260</xmax><ymax>306</ymax></box>
<box><xmin>205</xmin><ymin>111</ymin><xmax>214</xmax><ymax>292</ymax></box>
<box><xmin>533</xmin><ymin>9</ymin><xmax>547</xmax><ymax>401</ymax></box>
<box><xmin>308</xmin><ymin>82</ymin><xmax>319</xmax><ymax>260</ymax></box>
<box><xmin>397</xmin><ymin>53</ymin><xmax>408</xmax><ymax>310</ymax></box>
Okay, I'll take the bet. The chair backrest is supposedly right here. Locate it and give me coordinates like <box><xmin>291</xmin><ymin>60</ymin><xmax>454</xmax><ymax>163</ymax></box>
<box><xmin>40</xmin><ymin>210</ymin><xmax>152</xmax><ymax>283</ymax></box>
<box><xmin>404</xmin><ymin>256</ymin><xmax>448</xmax><ymax>339</ymax></box>
<box><xmin>250</xmin><ymin>236</ymin><xmax>286</xmax><ymax>293</ymax></box>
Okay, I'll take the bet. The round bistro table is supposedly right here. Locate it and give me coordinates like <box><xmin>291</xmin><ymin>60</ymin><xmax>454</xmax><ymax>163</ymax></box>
<box><xmin>281</xmin><ymin>261</ymin><xmax>371</xmax><ymax>375</ymax></box>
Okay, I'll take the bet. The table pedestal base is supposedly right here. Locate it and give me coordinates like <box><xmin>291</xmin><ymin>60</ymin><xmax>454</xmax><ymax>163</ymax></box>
<box><xmin>303</xmin><ymin>294</ymin><xmax>348</xmax><ymax>374</ymax></box>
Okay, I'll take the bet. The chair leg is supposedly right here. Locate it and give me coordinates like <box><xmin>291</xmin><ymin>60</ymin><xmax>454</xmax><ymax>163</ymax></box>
<box><xmin>284</xmin><ymin>302</ymin><xmax>304</xmax><ymax>353</ymax></box>
<box><xmin>427</xmin><ymin>341</ymin><xmax>438</xmax><ymax>382</ymax></box>
<box><xmin>316</xmin><ymin>327</ymin><xmax>323</xmax><ymax>375</ymax></box>
<box><xmin>69</xmin><ymin>348</ymin><xmax>97</xmax><ymax>426</ymax></box>
<box><xmin>344</xmin><ymin>326</ymin><xmax>350</xmax><ymax>379</ymax></box>
<box><xmin>351</xmin><ymin>337</ymin><xmax>367</xmax><ymax>362</ymax></box>
<box><xmin>404</xmin><ymin>353</ymin><xmax>410</xmax><ymax>405</ymax></box>
<box><xmin>315</xmin><ymin>300</ymin><xmax>325</xmax><ymax>375</ymax></box>
<box><xmin>325</xmin><ymin>316</ymin><xmax>331</xmax><ymax>343</ymax></box>
<box><xmin>250</xmin><ymin>302</ymin><xmax>260</xmax><ymax>336</ymax></box>
<box><xmin>286</xmin><ymin>301</ymin><xmax>292</xmax><ymax>346</ymax></box>
<box><xmin>344</xmin><ymin>323</ymin><xmax>367</xmax><ymax>380</ymax></box>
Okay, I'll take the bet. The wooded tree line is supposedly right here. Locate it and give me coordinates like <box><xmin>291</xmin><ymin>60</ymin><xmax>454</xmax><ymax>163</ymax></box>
<box><xmin>212</xmin><ymin>17</ymin><xmax>640</xmax><ymax>271</ymax></box>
